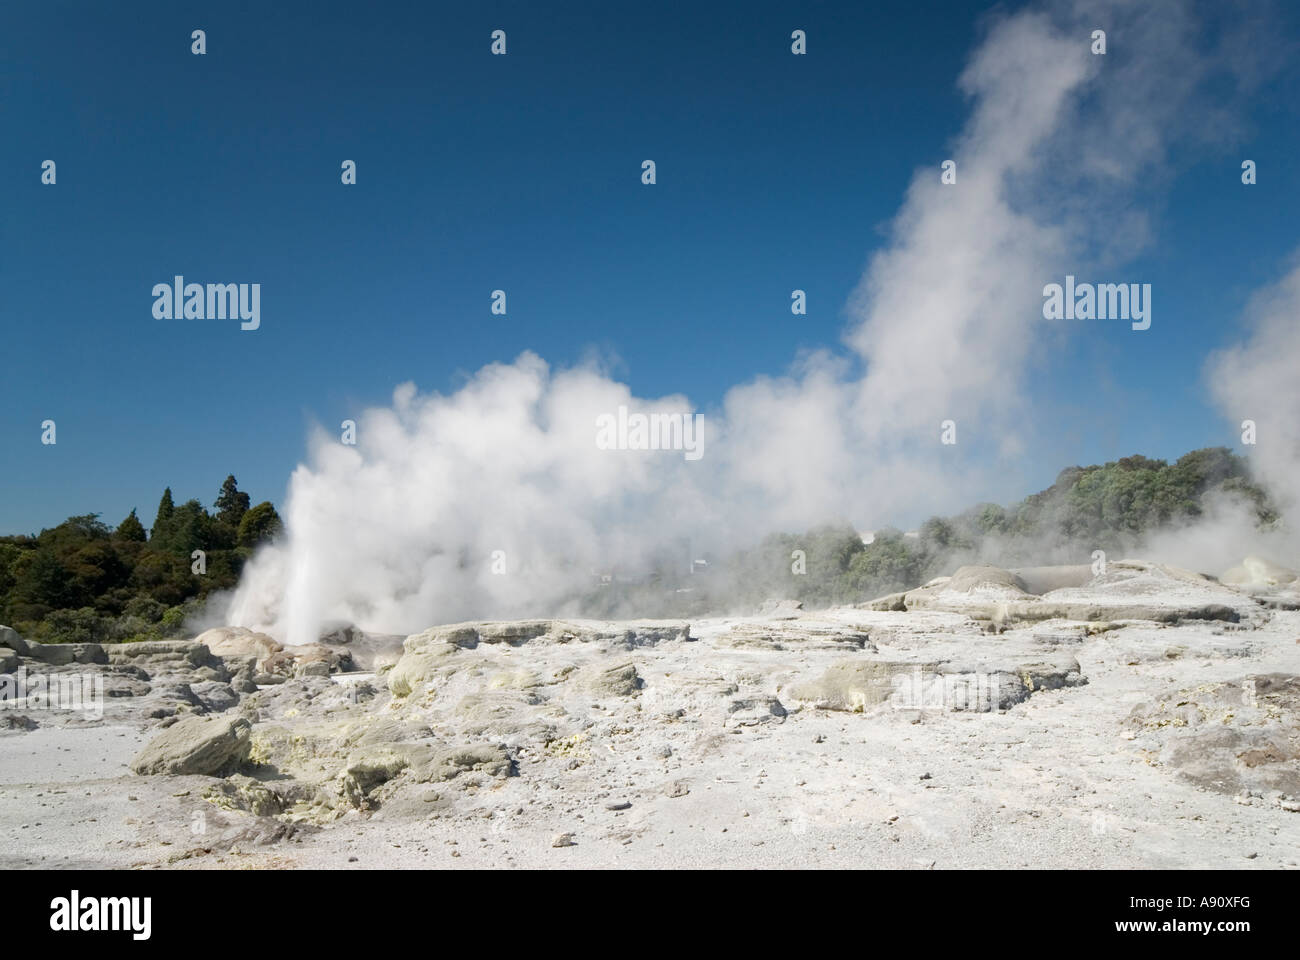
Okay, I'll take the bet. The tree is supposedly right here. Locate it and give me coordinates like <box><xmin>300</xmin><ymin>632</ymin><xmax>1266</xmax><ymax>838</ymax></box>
<box><xmin>116</xmin><ymin>509</ymin><xmax>147</xmax><ymax>542</ymax></box>
<box><xmin>7</xmin><ymin>550</ymin><xmax>73</xmax><ymax>621</ymax></box>
<box><xmin>214</xmin><ymin>475</ymin><xmax>251</xmax><ymax>527</ymax></box>
<box><xmin>167</xmin><ymin>499</ymin><xmax>213</xmax><ymax>555</ymax></box>
<box><xmin>150</xmin><ymin>488</ymin><xmax>175</xmax><ymax>542</ymax></box>
<box><xmin>237</xmin><ymin>502</ymin><xmax>283</xmax><ymax>548</ymax></box>
<box><xmin>128</xmin><ymin>550</ymin><xmax>194</xmax><ymax>606</ymax></box>
<box><xmin>920</xmin><ymin>516</ymin><xmax>955</xmax><ymax>548</ymax></box>
<box><xmin>62</xmin><ymin>514</ymin><xmax>112</xmax><ymax>539</ymax></box>
<box><xmin>0</xmin><ymin>542</ymin><xmax>20</xmax><ymax>598</ymax></box>
<box><xmin>65</xmin><ymin>540</ymin><xmax>128</xmax><ymax>605</ymax></box>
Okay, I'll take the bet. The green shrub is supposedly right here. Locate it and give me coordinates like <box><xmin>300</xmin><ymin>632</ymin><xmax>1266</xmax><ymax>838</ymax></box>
<box><xmin>41</xmin><ymin>607</ymin><xmax>114</xmax><ymax>645</ymax></box>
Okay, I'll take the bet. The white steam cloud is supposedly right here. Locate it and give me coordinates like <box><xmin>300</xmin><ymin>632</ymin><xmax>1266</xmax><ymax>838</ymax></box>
<box><xmin>226</xmin><ymin>0</ymin><xmax>1290</xmax><ymax>643</ymax></box>
<box><xmin>1207</xmin><ymin>255</ymin><xmax>1300</xmax><ymax>518</ymax></box>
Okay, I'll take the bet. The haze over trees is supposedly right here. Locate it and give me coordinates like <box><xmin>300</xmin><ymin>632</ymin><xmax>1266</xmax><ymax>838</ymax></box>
<box><xmin>582</xmin><ymin>447</ymin><xmax>1279</xmax><ymax>617</ymax></box>
<box><xmin>0</xmin><ymin>448</ymin><xmax>1277</xmax><ymax>641</ymax></box>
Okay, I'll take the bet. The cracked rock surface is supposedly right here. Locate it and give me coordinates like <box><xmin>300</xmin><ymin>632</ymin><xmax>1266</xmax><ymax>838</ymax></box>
<box><xmin>2</xmin><ymin>560</ymin><xmax>1298</xmax><ymax>869</ymax></box>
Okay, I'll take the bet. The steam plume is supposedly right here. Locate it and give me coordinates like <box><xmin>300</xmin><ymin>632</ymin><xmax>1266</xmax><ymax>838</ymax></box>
<box><xmin>225</xmin><ymin>1</ymin><xmax>1286</xmax><ymax>643</ymax></box>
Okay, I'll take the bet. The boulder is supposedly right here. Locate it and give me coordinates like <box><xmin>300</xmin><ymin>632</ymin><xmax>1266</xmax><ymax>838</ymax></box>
<box><xmin>296</xmin><ymin>659</ymin><xmax>331</xmax><ymax>678</ymax></box>
<box><xmin>203</xmin><ymin>774</ymin><xmax>287</xmax><ymax>817</ymax></box>
<box><xmin>388</xmin><ymin>619</ymin><xmax>691</xmax><ymax>697</ymax></box>
<box><xmin>726</xmin><ymin>696</ymin><xmax>787</xmax><ymax>726</ymax></box>
<box><xmin>327</xmin><ymin>742</ymin><xmax>512</xmax><ymax>812</ymax></box>
<box><xmin>1125</xmin><ymin>674</ymin><xmax>1300</xmax><ymax>804</ymax></box>
<box><xmin>0</xmin><ymin>626</ymin><xmax>30</xmax><ymax>656</ymax></box>
<box><xmin>130</xmin><ymin>715</ymin><xmax>252</xmax><ymax>776</ymax></box>
<box><xmin>101</xmin><ymin>672</ymin><xmax>152</xmax><ymax>698</ymax></box>
<box><xmin>868</xmin><ymin>560</ymin><xmax>1257</xmax><ymax>625</ymax></box>
<box><xmin>387</xmin><ymin>643</ymin><xmax>458</xmax><ymax>697</ymax></box>
<box><xmin>318</xmin><ymin>621</ymin><xmax>366</xmax><ymax>646</ymax></box>
<box><xmin>142</xmin><ymin>681</ymin><xmax>208</xmax><ymax>719</ymax></box>
<box><xmin>108</xmin><ymin>640</ymin><xmax>219</xmax><ymax>670</ymax></box>
<box><xmin>405</xmin><ymin>621</ymin><xmax>552</xmax><ymax>650</ymax></box>
<box><xmin>789</xmin><ymin>661</ymin><xmax>910</xmax><ymax>712</ymax></box>
<box><xmin>946</xmin><ymin>565</ymin><xmax>1031</xmax><ymax>594</ymax></box>
<box><xmin>190</xmin><ymin>680</ymin><xmax>240</xmax><ymax>713</ymax></box>
<box><xmin>194</xmin><ymin>627</ymin><xmax>283</xmax><ymax>671</ymax></box>
<box><xmin>24</xmin><ymin>642</ymin><xmax>107</xmax><ymax>666</ymax></box>
<box><xmin>314</xmin><ymin>625</ymin><xmax>405</xmax><ymax>672</ymax></box>
<box><xmin>585</xmin><ymin>661</ymin><xmax>641</xmax><ymax>697</ymax></box>
<box><xmin>273</xmin><ymin>642</ymin><xmax>351</xmax><ymax>677</ymax></box>
<box><xmin>863</xmin><ymin>565</ymin><xmax>1031</xmax><ymax>616</ymax></box>
<box><xmin>419</xmin><ymin>744</ymin><xmax>514</xmax><ymax>782</ymax></box>
<box><xmin>790</xmin><ymin>654</ymin><xmax>1083</xmax><ymax>713</ymax></box>
<box><xmin>220</xmin><ymin>655</ymin><xmax>259</xmax><ymax>693</ymax></box>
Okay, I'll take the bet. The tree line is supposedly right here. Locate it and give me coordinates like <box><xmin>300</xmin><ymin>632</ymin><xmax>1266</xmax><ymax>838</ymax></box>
<box><xmin>580</xmin><ymin>447</ymin><xmax>1280</xmax><ymax>617</ymax></box>
<box><xmin>2</xmin><ymin>448</ymin><xmax>1277</xmax><ymax>639</ymax></box>
<box><xmin>0</xmin><ymin>476</ymin><xmax>282</xmax><ymax>644</ymax></box>
<box><xmin>726</xmin><ymin>446</ymin><xmax>1279</xmax><ymax>609</ymax></box>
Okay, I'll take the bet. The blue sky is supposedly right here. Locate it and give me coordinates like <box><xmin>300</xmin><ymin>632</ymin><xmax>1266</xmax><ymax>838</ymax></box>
<box><xmin>3</xmin><ymin>0</ymin><xmax>1298</xmax><ymax>535</ymax></box>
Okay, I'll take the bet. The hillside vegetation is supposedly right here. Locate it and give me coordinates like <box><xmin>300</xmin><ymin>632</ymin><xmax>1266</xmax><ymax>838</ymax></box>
<box><xmin>729</xmin><ymin>447</ymin><xmax>1276</xmax><ymax>609</ymax></box>
<box><xmin>0</xmin><ymin>476</ymin><xmax>281</xmax><ymax>644</ymax></box>
<box><xmin>582</xmin><ymin>447</ymin><xmax>1279</xmax><ymax>617</ymax></box>
<box><xmin>1</xmin><ymin>448</ymin><xmax>1276</xmax><ymax>639</ymax></box>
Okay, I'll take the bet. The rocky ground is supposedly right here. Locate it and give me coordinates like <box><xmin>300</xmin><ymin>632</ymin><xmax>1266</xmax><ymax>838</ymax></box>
<box><xmin>2</xmin><ymin>558</ymin><xmax>1299</xmax><ymax>870</ymax></box>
